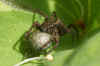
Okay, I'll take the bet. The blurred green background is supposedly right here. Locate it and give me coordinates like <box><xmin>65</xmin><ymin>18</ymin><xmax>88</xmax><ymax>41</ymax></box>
<box><xmin>0</xmin><ymin>0</ymin><xmax>100</xmax><ymax>66</ymax></box>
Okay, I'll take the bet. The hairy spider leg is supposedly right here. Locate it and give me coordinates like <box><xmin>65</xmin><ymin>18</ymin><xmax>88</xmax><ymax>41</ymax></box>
<box><xmin>47</xmin><ymin>30</ymin><xmax>60</xmax><ymax>54</ymax></box>
<box><xmin>48</xmin><ymin>11</ymin><xmax>57</xmax><ymax>23</ymax></box>
<box><xmin>39</xmin><ymin>39</ymin><xmax>52</xmax><ymax>50</ymax></box>
<box><xmin>68</xmin><ymin>24</ymin><xmax>79</xmax><ymax>41</ymax></box>
<box><xmin>47</xmin><ymin>36</ymin><xmax>59</xmax><ymax>54</ymax></box>
<box><xmin>33</xmin><ymin>9</ymin><xmax>49</xmax><ymax>19</ymax></box>
<box><xmin>25</xmin><ymin>21</ymin><xmax>41</xmax><ymax>40</ymax></box>
<box><xmin>75</xmin><ymin>19</ymin><xmax>85</xmax><ymax>31</ymax></box>
<box><xmin>55</xmin><ymin>18</ymin><xmax>71</xmax><ymax>35</ymax></box>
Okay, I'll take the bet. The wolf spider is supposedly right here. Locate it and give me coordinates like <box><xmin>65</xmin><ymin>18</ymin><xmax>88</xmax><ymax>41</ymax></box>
<box><xmin>25</xmin><ymin>10</ymin><xmax>81</xmax><ymax>53</ymax></box>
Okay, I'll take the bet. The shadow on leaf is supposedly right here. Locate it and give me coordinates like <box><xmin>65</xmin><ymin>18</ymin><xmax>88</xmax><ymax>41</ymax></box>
<box><xmin>8</xmin><ymin>0</ymin><xmax>50</xmax><ymax>14</ymax></box>
<box><xmin>63</xmin><ymin>27</ymin><xmax>100</xmax><ymax>66</ymax></box>
<box><xmin>13</xmin><ymin>33</ymin><xmax>41</xmax><ymax>60</ymax></box>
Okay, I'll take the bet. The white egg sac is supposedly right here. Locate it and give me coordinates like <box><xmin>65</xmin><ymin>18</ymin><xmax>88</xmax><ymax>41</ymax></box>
<box><xmin>31</xmin><ymin>31</ymin><xmax>52</xmax><ymax>49</ymax></box>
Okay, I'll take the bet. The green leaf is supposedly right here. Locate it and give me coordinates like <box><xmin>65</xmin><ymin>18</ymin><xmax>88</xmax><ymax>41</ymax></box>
<box><xmin>64</xmin><ymin>30</ymin><xmax>100</xmax><ymax>66</ymax></box>
<box><xmin>0</xmin><ymin>0</ymin><xmax>100</xmax><ymax>66</ymax></box>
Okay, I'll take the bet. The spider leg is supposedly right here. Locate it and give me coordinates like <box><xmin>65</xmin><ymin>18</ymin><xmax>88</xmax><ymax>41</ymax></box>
<box><xmin>47</xmin><ymin>33</ymin><xmax>60</xmax><ymax>54</ymax></box>
<box><xmin>53</xmin><ymin>37</ymin><xmax>59</xmax><ymax>49</ymax></box>
<box><xmin>51</xmin><ymin>11</ymin><xmax>57</xmax><ymax>17</ymax></box>
<box><xmin>33</xmin><ymin>9</ymin><xmax>48</xmax><ymax>18</ymax></box>
<box><xmin>25</xmin><ymin>21</ymin><xmax>40</xmax><ymax>40</ymax></box>
<box><xmin>49</xmin><ymin>11</ymin><xmax>57</xmax><ymax>22</ymax></box>
<box><xmin>55</xmin><ymin>18</ymin><xmax>71</xmax><ymax>34</ymax></box>
<box><xmin>33</xmin><ymin>9</ymin><xmax>49</xmax><ymax>22</ymax></box>
<box><xmin>68</xmin><ymin>24</ymin><xmax>79</xmax><ymax>41</ymax></box>
<box><xmin>39</xmin><ymin>40</ymin><xmax>51</xmax><ymax>50</ymax></box>
<box><xmin>55</xmin><ymin>18</ymin><xmax>78</xmax><ymax>37</ymax></box>
<box><xmin>47</xmin><ymin>37</ymin><xmax>59</xmax><ymax>54</ymax></box>
<box><xmin>52</xmin><ymin>29</ymin><xmax>60</xmax><ymax>49</ymax></box>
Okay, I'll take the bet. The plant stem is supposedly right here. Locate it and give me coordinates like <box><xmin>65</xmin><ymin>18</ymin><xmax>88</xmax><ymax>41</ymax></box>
<box><xmin>14</xmin><ymin>57</ymin><xmax>43</xmax><ymax>66</ymax></box>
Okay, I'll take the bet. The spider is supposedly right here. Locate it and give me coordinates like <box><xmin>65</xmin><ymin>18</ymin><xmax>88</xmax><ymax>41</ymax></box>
<box><xmin>25</xmin><ymin>10</ymin><xmax>85</xmax><ymax>54</ymax></box>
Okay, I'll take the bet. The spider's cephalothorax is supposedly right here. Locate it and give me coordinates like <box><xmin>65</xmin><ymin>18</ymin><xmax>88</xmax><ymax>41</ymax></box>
<box><xmin>25</xmin><ymin>11</ymin><xmax>84</xmax><ymax>54</ymax></box>
<box><xmin>33</xmin><ymin>12</ymin><xmax>70</xmax><ymax>36</ymax></box>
